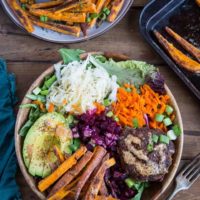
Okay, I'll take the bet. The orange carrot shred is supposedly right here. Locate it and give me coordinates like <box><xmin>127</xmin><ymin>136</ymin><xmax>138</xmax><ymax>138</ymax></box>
<box><xmin>112</xmin><ymin>84</ymin><xmax>171</xmax><ymax>132</ymax></box>
<box><xmin>48</xmin><ymin>103</ymin><xmax>55</xmax><ymax>113</ymax></box>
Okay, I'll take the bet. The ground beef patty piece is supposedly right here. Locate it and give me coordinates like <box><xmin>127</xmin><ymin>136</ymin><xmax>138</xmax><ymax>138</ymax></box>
<box><xmin>118</xmin><ymin>127</ymin><xmax>175</xmax><ymax>182</ymax></box>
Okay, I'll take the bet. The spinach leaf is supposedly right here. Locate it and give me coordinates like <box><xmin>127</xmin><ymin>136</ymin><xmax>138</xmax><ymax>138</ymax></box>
<box><xmin>59</xmin><ymin>48</ymin><xmax>85</xmax><ymax>64</ymax></box>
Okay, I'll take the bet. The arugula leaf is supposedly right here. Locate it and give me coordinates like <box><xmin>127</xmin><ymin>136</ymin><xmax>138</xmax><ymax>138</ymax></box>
<box><xmin>131</xmin><ymin>182</ymin><xmax>149</xmax><ymax>200</ymax></box>
<box><xmin>59</xmin><ymin>48</ymin><xmax>85</xmax><ymax>64</ymax></box>
<box><xmin>19</xmin><ymin>107</ymin><xmax>44</xmax><ymax>136</ymax></box>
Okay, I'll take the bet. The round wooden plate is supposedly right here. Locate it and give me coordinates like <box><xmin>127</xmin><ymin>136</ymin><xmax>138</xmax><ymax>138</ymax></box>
<box><xmin>15</xmin><ymin>52</ymin><xmax>184</xmax><ymax>200</ymax></box>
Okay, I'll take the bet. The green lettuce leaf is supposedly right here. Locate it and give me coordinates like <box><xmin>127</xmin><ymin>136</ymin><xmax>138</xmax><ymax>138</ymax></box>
<box><xmin>90</xmin><ymin>56</ymin><xmax>157</xmax><ymax>87</ymax></box>
<box><xmin>59</xmin><ymin>48</ymin><xmax>85</xmax><ymax>64</ymax></box>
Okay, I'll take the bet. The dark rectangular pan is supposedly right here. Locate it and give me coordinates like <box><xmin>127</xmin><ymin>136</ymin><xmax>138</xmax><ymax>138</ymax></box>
<box><xmin>139</xmin><ymin>0</ymin><xmax>200</xmax><ymax>100</ymax></box>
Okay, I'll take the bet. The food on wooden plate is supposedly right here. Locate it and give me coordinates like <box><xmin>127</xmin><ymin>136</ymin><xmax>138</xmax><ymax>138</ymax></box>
<box><xmin>165</xmin><ymin>27</ymin><xmax>200</xmax><ymax>62</ymax></box>
<box><xmin>19</xmin><ymin>48</ymin><xmax>182</xmax><ymax>200</ymax></box>
<box><xmin>8</xmin><ymin>0</ymin><xmax>125</xmax><ymax>37</ymax></box>
<box><xmin>154</xmin><ymin>30</ymin><xmax>200</xmax><ymax>73</ymax></box>
<box><xmin>118</xmin><ymin>127</ymin><xmax>175</xmax><ymax>182</ymax></box>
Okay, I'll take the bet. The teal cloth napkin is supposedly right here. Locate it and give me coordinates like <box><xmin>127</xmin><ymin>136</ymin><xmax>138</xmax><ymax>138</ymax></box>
<box><xmin>0</xmin><ymin>59</ymin><xmax>21</xmax><ymax>200</ymax></box>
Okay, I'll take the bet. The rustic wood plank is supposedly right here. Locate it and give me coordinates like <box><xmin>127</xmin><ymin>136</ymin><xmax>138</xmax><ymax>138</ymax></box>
<box><xmin>0</xmin><ymin>7</ymin><xmax>163</xmax><ymax>64</ymax></box>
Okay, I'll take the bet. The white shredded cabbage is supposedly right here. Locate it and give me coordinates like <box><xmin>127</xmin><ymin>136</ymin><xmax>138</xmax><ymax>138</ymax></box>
<box><xmin>47</xmin><ymin>55</ymin><xmax>119</xmax><ymax>114</ymax></box>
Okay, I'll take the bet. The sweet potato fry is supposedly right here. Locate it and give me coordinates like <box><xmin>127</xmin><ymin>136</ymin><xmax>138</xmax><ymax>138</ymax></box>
<box><xmin>31</xmin><ymin>18</ymin><xmax>81</xmax><ymax>37</ymax></box>
<box><xmin>49</xmin><ymin>151</ymin><xmax>93</xmax><ymax>196</ymax></box>
<box><xmin>88</xmin><ymin>0</ymin><xmax>107</xmax><ymax>28</ymax></box>
<box><xmin>29</xmin><ymin>9</ymin><xmax>86</xmax><ymax>23</ymax></box>
<box><xmin>53</xmin><ymin>146</ymin><xmax>65</xmax><ymax>163</ymax></box>
<box><xmin>47</xmin><ymin>178</ymin><xmax>79</xmax><ymax>200</ymax></box>
<box><xmin>53</xmin><ymin>0</ymin><xmax>89</xmax><ymax>13</ymax></box>
<box><xmin>95</xmin><ymin>196</ymin><xmax>118</xmax><ymax>200</ymax></box>
<box><xmin>84</xmin><ymin>158</ymin><xmax>116</xmax><ymax>200</ymax></box>
<box><xmin>8</xmin><ymin>0</ymin><xmax>34</xmax><ymax>32</ymax></box>
<box><xmin>80</xmin><ymin>153</ymin><xmax>110</xmax><ymax>198</ymax></box>
<box><xmin>196</xmin><ymin>0</ymin><xmax>200</xmax><ymax>7</ymax></box>
<box><xmin>74</xmin><ymin>146</ymin><xmax>107</xmax><ymax>200</ymax></box>
<box><xmin>107</xmin><ymin>0</ymin><xmax>124</xmax><ymax>22</ymax></box>
<box><xmin>100</xmin><ymin>179</ymin><xmax>109</xmax><ymax>196</ymax></box>
<box><xmin>154</xmin><ymin>31</ymin><xmax>200</xmax><ymax>73</ymax></box>
<box><xmin>165</xmin><ymin>27</ymin><xmax>200</xmax><ymax>62</ymax></box>
<box><xmin>38</xmin><ymin>146</ymin><xmax>87</xmax><ymax>192</ymax></box>
<box><xmin>69</xmin><ymin>3</ymin><xmax>97</xmax><ymax>13</ymax></box>
<box><xmin>104</xmin><ymin>0</ymin><xmax>112</xmax><ymax>7</ymax></box>
<box><xmin>30</xmin><ymin>0</ymin><xmax>64</xmax><ymax>9</ymax></box>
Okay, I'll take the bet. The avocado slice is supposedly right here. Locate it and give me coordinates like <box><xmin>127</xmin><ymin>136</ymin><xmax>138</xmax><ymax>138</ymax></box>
<box><xmin>23</xmin><ymin>112</ymin><xmax>72</xmax><ymax>178</ymax></box>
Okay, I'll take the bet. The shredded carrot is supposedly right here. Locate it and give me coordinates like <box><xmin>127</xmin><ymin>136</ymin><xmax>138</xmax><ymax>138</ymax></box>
<box><xmin>112</xmin><ymin>84</ymin><xmax>171</xmax><ymax>131</ymax></box>
<box><xmin>62</xmin><ymin>99</ymin><xmax>67</xmax><ymax>105</ymax></box>
<box><xmin>94</xmin><ymin>102</ymin><xmax>105</xmax><ymax>114</ymax></box>
<box><xmin>33</xmin><ymin>100</ymin><xmax>45</xmax><ymax>112</ymax></box>
<box><xmin>48</xmin><ymin>103</ymin><xmax>55</xmax><ymax>113</ymax></box>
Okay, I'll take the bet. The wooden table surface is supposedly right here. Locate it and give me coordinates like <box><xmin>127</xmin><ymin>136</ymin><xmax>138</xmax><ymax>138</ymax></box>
<box><xmin>0</xmin><ymin>0</ymin><xmax>200</xmax><ymax>199</ymax></box>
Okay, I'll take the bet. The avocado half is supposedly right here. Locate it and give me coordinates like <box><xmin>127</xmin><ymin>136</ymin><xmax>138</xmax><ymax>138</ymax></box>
<box><xmin>23</xmin><ymin>112</ymin><xmax>72</xmax><ymax>178</ymax></box>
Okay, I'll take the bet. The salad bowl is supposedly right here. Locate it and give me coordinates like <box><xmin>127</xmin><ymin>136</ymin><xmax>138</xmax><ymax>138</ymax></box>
<box><xmin>15</xmin><ymin>52</ymin><xmax>183</xmax><ymax>200</ymax></box>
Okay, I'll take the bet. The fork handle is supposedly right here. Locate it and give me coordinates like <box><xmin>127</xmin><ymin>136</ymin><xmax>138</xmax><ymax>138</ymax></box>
<box><xmin>166</xmin><ymin>186</ymin><xmax>182</xmax><ymax>200</ymax></box>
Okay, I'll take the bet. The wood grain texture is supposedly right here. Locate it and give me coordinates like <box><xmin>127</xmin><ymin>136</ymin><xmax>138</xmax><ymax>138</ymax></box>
<box><xmin>1</xmin><ymin>0</ymin><xmax>200</xmax><ymax>199</ymax></box>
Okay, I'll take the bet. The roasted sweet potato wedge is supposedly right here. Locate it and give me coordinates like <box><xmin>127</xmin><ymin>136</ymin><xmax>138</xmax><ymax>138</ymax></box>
<box><xmin>31</xmin><ymin>18</ymin><xmax>81</xmax><ymax>37</ymax></box>
<box><xmin>69</xmin><ymin>2</ymin><xmax>97</xmax><ymax>13</ymax></box>
<box><xmin>165</xmin><ymin>27</ymin><xmax>200</xmax><ymax>62</ymax></box>
<box><xmin>30</xmin><ymin>0</ymin><xmax>64</xmax><ymax>9</ymax></box>
<box><xmin>38</xmin><ymin>146</ymin><xmax>87</xmax><ymax>192</ymax></box>
<box><xmin>53</xmin><ymin>0</ymin><xmax>89</xmax><ymax>13</ymax></box>
<box><xmin>84</xmin><ymin>158</ymin><xmax>116</xmax><ymax>200</ymax></box>
<box><xmin>74</xmin><ymin>146</ymin><xmax>107</xmax><ymax>200</ymax></box>
<box><xmin>107</xmin><ymin>0</ymin><xmax>124</xmax><ymax>22</ymax></box>
<box><xmin>196</xmin><ymin>0</ymin><xmax>200</xmax><ymax>7</ymax></box>
<box><xmin>49</xmin><ymin>151</ymin><xmax>93</xmax><ymax>196</ymax></box>
<box><xmin>154</xmin><ymin>30</ymin><xmax>200</xmax><ymax>73</ymax></box>
<box><xmin>8</xmin><ymin>0</ymin><xmax>34</xmax><ymax>32</ymax></box>
<box><xmin>29</xmin><ymin>9</ymin><xmax>86</xmax><ymax>23</ymax></box>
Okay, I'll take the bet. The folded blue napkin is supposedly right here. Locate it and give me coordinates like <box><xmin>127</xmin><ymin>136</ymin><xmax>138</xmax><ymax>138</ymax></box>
<box><xmin>0</xmin><ymin>59</ymin><xmax>21</xmax><ymax>200</ymax></box>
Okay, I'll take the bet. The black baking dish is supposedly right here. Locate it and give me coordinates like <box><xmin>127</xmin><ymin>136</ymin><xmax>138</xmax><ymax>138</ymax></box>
<box><xmin>139</xmin><ymin>0</ymin><xmax>200</xmax><ymax>100</ymax></box>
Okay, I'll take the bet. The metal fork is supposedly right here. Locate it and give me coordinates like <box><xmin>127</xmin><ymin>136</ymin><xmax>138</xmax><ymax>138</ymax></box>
<box><xmin>167</xmin><ymin>153</ymin><xmax>200</xmax><ymax>200</ymax></box>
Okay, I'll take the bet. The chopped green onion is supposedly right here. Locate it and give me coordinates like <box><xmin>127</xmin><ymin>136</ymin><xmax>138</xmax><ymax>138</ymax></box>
<box><xmin>103</xmin><ymin>7</ymin><xmax>110</xmax><ymax>15</ymax></box>
<box><xmin>86</xmin><ymin>17</ymin><xmax>91</xmax><ymax>23</ymax></box>
<box><xmin>90</xmin><ymin>13</ymin><xmax>99</xmax><ymax>19</ymax></box>
<box><xmin>44</xmin><ymin>75</ymin><xmax>57</xmax><ymax>88</ymax></box>
<box><xmin>26</xmin><ymin>94</ymin><xmax>37</xmax><ymax>100</ymax></box>
<box><xmin>155</xmin><ymin>113</ymin><xmax>165</xmax><ymax>122</ymax></box>
<box><xmin>132</xmin><ymin>118</ymin><xmax>139</xmax><ymax>128</ymax></box>
<box><xmin>159</xmin><ymin>135</ymin><xmax>170</xmax><ymax>144</ymax></box>
<box><xmin>147</xmin><ymin>143</ymin><xmax>154</xmax><ymax>152</ymax></box>
<box><xmin>40</xmin><ymin>15</ymin><xmax>48</xmax><ymax>22</ymax></box>
<box><xmin>99</xmin><ymin>13</ymin><xmax>107</xmax><ymax>20</ymax></box>
<box><xmin>163</xmin><ymin>117</ymin><xmax>172</xmax><ymax>126</ymax></box>
<box><xmin>114</xmin><ymin>116</ymin><xmax>119</xmax><ymax>122</ymax></box>
<box><xmin>40</xmin><ymin>90</ymin><xmax>49</xmax><ymax>96</ymax></box>
<box><xmin>32</xmin><ymin>87</ymin><xmax>41</xmax><ymax>95</ymax></box>
<box><xmin>21</xmin><ymin>3</ymin><xmax>26</xmax><ymax>10</ymax></box>
<box><xmin>152</xmin><ymin>134</ymin><xmax>159</xmax><ymax>143</ymax></box>
<box><xmin>172</xmin><ymin>124</ymin><xmax>181</xmax><ymax>136</ymax></box>
<box><xmin>64</xmin><ymin>146</ymin><xmax>72</xmax><ymax>155</ymax></box>
<box><xmin>106</xmin><ymin>111</ymin><xmax>113</xmax><ymax>117</ymax></box>
<box><xmin>66</xmin><ymin>114</ymin><xmax>74</xmax><ymax>124</ymax></box>
<box><xmin>20</xmin><ymin>104</ymin><xmax>38</xmax><ymax>109</ymax></box>
<box><xmin>125</xmin><ymin>178</ymin><xmax>135</xmax><ymax>188</ymax></box>
<box><xmin>70</xmin><ymin>139</ymin><xmax>81</xmax><ymax>152</ymax></box>
<box><xmin>126</xmin><ymin>88</ymin><xmax>132</xmax><ymax>92</ymax></box>
<box><xmin>165</xmin><ymin>105</ymin><xmax>174</xmax><ymax>115</ymax></box>
<box><xmin>103</xmin><ymin>99</ymin><xmax>111</xmax><ymax>106</ymax></box>
<box><xmin>167</xmin><ymin>130</ymin><xmax>177</xmax><ymax>140</ymax></box>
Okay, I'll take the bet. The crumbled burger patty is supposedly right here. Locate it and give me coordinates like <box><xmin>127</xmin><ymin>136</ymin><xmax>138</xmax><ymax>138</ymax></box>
<box><xmin>118</xmin><ymin>127</ymin><xmax>175</xmax><ymax>181</ymax></box>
